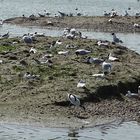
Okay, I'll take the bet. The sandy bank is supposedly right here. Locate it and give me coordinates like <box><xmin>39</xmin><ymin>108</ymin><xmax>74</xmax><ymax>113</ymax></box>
<box><xmin>4</xmin><ymin>16</ymin><xmax>140</xmax><ymax>33</ymax></box>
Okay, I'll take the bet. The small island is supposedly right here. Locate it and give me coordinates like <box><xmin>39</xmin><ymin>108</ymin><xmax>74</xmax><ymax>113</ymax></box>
<box><xmin>4</xmin><ymin>16</ymin><xmax>140</xmax><ymax>33</ymax></box>
<box><xmin>0</xmin><ymin>33</ymin><xmax>140</xmax><ymax>127</ymax></box>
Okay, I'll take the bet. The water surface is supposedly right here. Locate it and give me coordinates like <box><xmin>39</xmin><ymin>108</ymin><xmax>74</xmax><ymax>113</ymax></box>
<box><xmin>0</xmin><ymin>0</ymin><xmax>140</xmax><ymax>19</ymax></box>
<box><xmin>0</xmin><ymin>121</ymin><xmax>140</xmax><ymax>140</ymax></box>
<box><xmin>1</xmin><ymin>24</ymin><xmax>140</xmax><ymax>53</ymax></box>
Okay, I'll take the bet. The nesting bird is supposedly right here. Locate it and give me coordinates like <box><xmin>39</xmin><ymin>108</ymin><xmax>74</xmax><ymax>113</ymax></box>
<box><xmin>126</xmin><ymin>91</ymin><xmax>140</xmax><ymax>98</ymax></box>
<box><xmin>58</xmin><ymin>50</ymin><xmax>69</xmax><ymax>56</ymax></box>
<box><xmin>22</xmin><ymin>34</ymin><xmax>33</xmax><ymax>46</ymax></box>
<box><xmin>86</xmin><ymin>57</ymin><xmax>104</xmax><ymax>65</ymax></box>
<box><xmin>29</xmin><ymin>47</ymin><xmax>37</xmax><ymax>54</ymax></box>
<box><xmin>97</xmin><ymin>40</ymin><xmax>109</xmax><ymax>47</ymax></box>
<box><xmin>23</xmin><ymin>72</ymin><xmax>40</xmax><ymax>80</ymax></box>
<box><xmin>92</xmin><ymin>73</ymin><xmax>105</xmax><ymax>78</ymax></box>
<box><xmin>108</xmin><ymin>53</ymin><xmax>119</xmax><ymax>61</ymax></box>
<box><xmin>75</xmin><ymin>49</ymin><xmax>91</xmax><ymax>56</ymax></box>
<box><xmin>77</xmin><ymin>79</ymin><xmax>86</xmax><ymax>88</ymax></box>
<box><xmin>67</xmin><ymin>94</ymin><xmax>85</xmax><ymax>110</ymax></box>
<box><xmin>126</xmin><ymin>86</ymin><xmax>140</xmax><ymax>98</ymax></box>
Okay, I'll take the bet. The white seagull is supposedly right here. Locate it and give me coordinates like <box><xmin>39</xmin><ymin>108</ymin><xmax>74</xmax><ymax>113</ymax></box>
<box><xmin>97</xmin><ymin>40</ymin><xmax>109</xmax><ymax>47</ymax></box>
<box><xmin>92</xmin><ymin>73</ymin><xmax>105</xmax><ymax>78</ymax></box>
<box><xmin>77</xmin><ymin>79</ymin><xmax>86</xmax><ymax>88</ymax></box>
<box><xmin>58</xmin><ymin>50</ymin><xmax>69</xmax><ymax>55</ymax></box>
<box><xmin>108</xmin><ymin>53</ymin><xmax>119</xmax><ymax>61</ymax></box>
<box><xmin>126</xmin><ymin>91</ymin><xmax>140</xmax><ymax>98</ymax></box>
<box><xmin>29</xmin><ymin>47</ymin><xmax>37</xmax><ymax>54</ymax></box>
<box><xmin>68</xmin><ymin>94</ymin><xmax>85</xmax><ymax>110</ymax></box>
<box><xmin>126</xmin><ymin>86</ymin><xmax>140</xmax><ymax>98</ymax></box>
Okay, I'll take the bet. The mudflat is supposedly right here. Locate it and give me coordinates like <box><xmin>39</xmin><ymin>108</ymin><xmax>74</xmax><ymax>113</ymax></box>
<box><xmin>4</xmin><ymin>16</ymin><xmax>140</xmax><ymax>33</ymax></box>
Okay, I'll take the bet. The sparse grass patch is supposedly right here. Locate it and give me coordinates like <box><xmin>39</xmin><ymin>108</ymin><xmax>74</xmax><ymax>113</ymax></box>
<box><xmin>0</xmin><ymin>45</ymin><xmax>17</xmax><ymax>52</ymax></box>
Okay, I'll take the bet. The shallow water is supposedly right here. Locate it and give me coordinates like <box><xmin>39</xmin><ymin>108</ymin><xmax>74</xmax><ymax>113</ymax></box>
<box><xmin>0</xmin><ymin>0</ymin><xmax>140</xmax><ymax>19</ymax></box>
<box><xmin>0</xmin><ymin>121</ymin><xmax>140</xmax><ymax>140</ymax></box>
<box><xmin>0</xmin><ymin>24</ymin><xmax>140</xmax><ymax>53</ymax></box>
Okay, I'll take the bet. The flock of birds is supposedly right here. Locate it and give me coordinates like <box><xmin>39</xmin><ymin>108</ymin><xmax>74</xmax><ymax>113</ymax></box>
<box><xmin>0</xmin><ymin>7</ymin><xmax>140</xmax><ymax>110</ymax></box>
<box><xmin>16</xmin><ymin>28</ymin><xmax>139</xmax><ymax>110</ymax></box>
<box><xmin>0</xmin><ymin>23</ymin><xmax>138</xmax><ymax>110</ymax></box>
<box><xmin>104</xmin><ymin>9</ymin><xmax>140</xmax><ymax>28</ymax></box>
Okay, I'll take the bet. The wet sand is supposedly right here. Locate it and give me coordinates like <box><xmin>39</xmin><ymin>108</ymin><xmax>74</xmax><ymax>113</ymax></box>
<box><xmin>4</xmin><ymin>16</ymin><xmax>140</xmax><ymax>33</ymax></box>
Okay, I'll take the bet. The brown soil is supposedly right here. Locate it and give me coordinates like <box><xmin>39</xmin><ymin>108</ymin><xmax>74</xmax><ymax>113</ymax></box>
<box><xmin>0</xmin><ymin>36</ymin><xmax>140</xmax><ymax>128</ymax></box>
<box><xmin>4</xmin><ymin>16</ymin><xmax>140</xmax><ymax>33</ymax></box>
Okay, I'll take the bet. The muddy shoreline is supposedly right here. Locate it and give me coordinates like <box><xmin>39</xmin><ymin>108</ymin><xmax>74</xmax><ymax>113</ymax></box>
<box><xmin>4</xmin><ymin>16</ymin><xmax>140</xmax><ymax>33</ymax></box>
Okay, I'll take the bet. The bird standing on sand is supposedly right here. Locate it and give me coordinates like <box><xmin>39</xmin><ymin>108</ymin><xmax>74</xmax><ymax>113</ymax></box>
<box><xmin>68</xmin><ymin>94</ymin><xmax>85</xmax><ymax>110</ymax></box>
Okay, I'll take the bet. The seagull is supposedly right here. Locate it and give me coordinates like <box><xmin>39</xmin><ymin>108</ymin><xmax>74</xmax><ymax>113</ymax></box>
<box><xmin>92</xmin><ymin>73</ymin><xmax>105</xmax><ymax>78</ymax></box>
<box><xmin>75</xmin><ymin>49</ymin><xmax>91</xmax><ymax>56</ymax></box>
<box><xmin>102</xmin><ymin>61</ymin><xmax>112</xmax><ymax>74</ymax></box>
<box><xmin>29</xmin><ymin>47</ymin><xmax>37</xmax><ymax>54</ymax></box>
<box><xmin>108</xmin><ymin>53</ymin><xmax>119</xmax><ymax>61</ymax></box>
<box><xmin>56</xmin><ymin>40</ymin><xmax>62</xmax><ymax>45</ymax></box>
<box><xmin>68</xmin><ymin>94</ymin><xmax>85</xmax><ymax>110</ymax></box>
<box><xmin>108</xmin><ymin>18</ymin><xmax>113</xmax><ymax>23</ymax></box>
<box><xmin>86</xmin><ymin>57</ymin><xmax>104</xmax><ymax>65</ymax></box>
<box><xmin>97</xmin><ymin>40</ymin><xmax>109</xmax><ymax>47</ymax></box>
<box><xmin>2</xmin><ymin>31</ymin><xmax>9</xmax><ymax>39</ymax></box>
<box><xmin>126</xmin><ymin>91</ymin><xmax>140</xmax><ymax>98</ymax></box>
<box><xmin>34</xmin><ymin>32</ymin><xmax>45</xmax><ymax>37</ymax></box>
<box><xmin>77</xmin><ymin>79</ymin><xmax>86</xmax><ymax>88</ymax></box>
<box><xmin>112</xmin><ymin>33</ymin><xmax>123</xmax><ymax>43</ymax></box>
<box><xmin>133</xmin><ymin>23</ymin><xmax>140</xmax><ymax>28</ymax></box>
<box><xmin>22</xmin><ymin>34</ymin><xmax>33</xmax><ymax>45</ymax></box>
<box><xmin>23</xmin><ymin>72</ymin><xmax>40</xmax><ymax>80</ymax></box>
<box><xmin>58</xmin><ymin>50</ymin><xmax>69</xmax><ymax>55</ymax></box>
